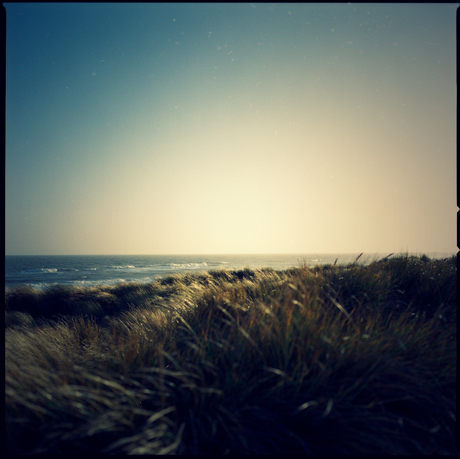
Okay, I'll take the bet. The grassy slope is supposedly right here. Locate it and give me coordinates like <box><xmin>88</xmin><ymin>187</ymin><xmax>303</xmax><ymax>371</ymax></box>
<box><xmin>5</xmin><ymin>254</ymin><xmax>457</xmax><ymax>454</ymax></box>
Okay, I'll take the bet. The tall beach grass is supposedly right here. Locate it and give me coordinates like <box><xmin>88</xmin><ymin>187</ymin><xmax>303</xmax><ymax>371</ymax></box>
<box><xmin>5</xmin><ymin>253</ymin><xmax>457</xmax><ymax>454</ymax></box>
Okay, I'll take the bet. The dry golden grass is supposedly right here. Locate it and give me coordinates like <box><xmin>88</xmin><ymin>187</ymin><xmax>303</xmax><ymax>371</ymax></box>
<box><xmin>5</xmin><ymin>254</ymin><xmax>457</xmax><ymax>454</ymax></box>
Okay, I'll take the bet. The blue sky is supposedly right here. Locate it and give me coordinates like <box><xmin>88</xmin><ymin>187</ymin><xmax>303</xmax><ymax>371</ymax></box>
<box><xmin>5</xmin><ymin>3</ymin><xmax>457</xmax><ymax>255</ymax></box>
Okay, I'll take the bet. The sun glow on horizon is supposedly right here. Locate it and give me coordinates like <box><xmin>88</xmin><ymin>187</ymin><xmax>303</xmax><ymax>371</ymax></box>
<box><xmin>5</xmin><ymin>3</ymin><xmax>456</xmax><ymax>255</ymax></box>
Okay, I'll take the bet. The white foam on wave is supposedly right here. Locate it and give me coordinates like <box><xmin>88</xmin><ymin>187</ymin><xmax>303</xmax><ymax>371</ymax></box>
<box><xmin>21</xmin><ymin>268</ymin><xmax>58</xmax><ymax>274</ymax></box>
<box><xmin>169</xmin><ymin>262</ymin><xmax>209</xmax><ymax>269</ymax></box>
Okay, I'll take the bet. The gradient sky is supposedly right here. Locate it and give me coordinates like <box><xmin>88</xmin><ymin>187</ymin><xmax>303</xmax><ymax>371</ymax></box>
<box><xmin>5</xmin><ymin>3</ymin><xmax>457</xmax><ymax>256</ymax></box>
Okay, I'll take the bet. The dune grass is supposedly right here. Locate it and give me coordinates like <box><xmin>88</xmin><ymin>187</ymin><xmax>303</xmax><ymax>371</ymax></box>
<box><xmin>5</xmin><ymin>253</ymin><xmax>457</xmax><ymax>454</ymax></box>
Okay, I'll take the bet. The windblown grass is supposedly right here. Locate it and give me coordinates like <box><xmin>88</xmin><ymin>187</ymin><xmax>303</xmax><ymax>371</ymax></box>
<box><xmin>5</xmin><ymin>254</ymin><xmax>457</xmax><ymax>454</ymax></box>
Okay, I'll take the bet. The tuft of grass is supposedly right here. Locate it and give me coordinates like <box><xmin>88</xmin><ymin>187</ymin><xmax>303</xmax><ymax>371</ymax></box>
<box><xmin>5</xmin><ymin>254</ymin><xmax>457</xmax><ymax>454</ymax></box>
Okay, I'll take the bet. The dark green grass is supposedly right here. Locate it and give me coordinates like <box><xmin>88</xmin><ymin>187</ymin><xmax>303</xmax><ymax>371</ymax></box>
<box><xmin>5</xmin><ymin>254</ymin><xmax>457</xmax><ymax>454</ymax></box>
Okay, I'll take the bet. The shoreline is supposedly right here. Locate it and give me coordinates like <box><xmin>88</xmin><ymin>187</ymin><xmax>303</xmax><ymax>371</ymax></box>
<box><xmin>5</xmin><ymin>252</ymin><xmax>456</xmax><ymax>291</ymax></box>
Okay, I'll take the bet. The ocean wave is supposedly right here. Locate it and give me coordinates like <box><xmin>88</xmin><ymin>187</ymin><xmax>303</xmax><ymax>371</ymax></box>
<box><xmin>110</xmin><ymin>265</ymin><xmax>136</xmax><ymax>269</ymax></box>
<box><xmin>21</xmin><ymin>268</ymin><xmax>58</xmax><ymax>274</ymax></box>
<box><xmin>169</xmin><ymin>262</ymin><xmax>208</xmax><ymax>269</ymax></box>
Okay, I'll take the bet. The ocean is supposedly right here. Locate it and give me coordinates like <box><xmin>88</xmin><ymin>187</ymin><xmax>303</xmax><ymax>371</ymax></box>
<box><xmin>5</xmin><ymin>253</ymin><xmax>451</xmax><ymax>290</ymax></box>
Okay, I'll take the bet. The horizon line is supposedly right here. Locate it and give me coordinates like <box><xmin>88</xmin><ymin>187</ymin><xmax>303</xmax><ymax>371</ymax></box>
<box><xmin>5</xmin><ymin>251</ymin><xmax>457</xmax><ymax>257</ymax></box>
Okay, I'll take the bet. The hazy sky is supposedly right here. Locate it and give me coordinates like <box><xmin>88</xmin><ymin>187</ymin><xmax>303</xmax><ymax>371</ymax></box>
<box><xmin>5</xmin><ymin>3</ymin><xmax>457</xmax><ymax>255</ymax></box>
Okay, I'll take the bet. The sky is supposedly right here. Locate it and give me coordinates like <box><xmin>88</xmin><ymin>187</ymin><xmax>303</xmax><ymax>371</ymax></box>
<box><xmin>4</xmin><ymin>3</ymin><xmax>457</xmax><ymax>256</ymax></box>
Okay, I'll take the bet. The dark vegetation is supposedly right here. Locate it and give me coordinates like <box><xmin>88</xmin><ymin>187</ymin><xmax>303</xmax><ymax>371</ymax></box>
<box><xmin>5</xmin><ymin>254</ymin><xmax>457</xmax><ymax>454</ymax></box>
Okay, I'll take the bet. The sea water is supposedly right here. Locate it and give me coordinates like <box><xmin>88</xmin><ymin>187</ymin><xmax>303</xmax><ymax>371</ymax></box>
<box><xmin>5</xmin><ymin>253</ymin><xmax>451</xmax><ymax>290</ymax></box>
